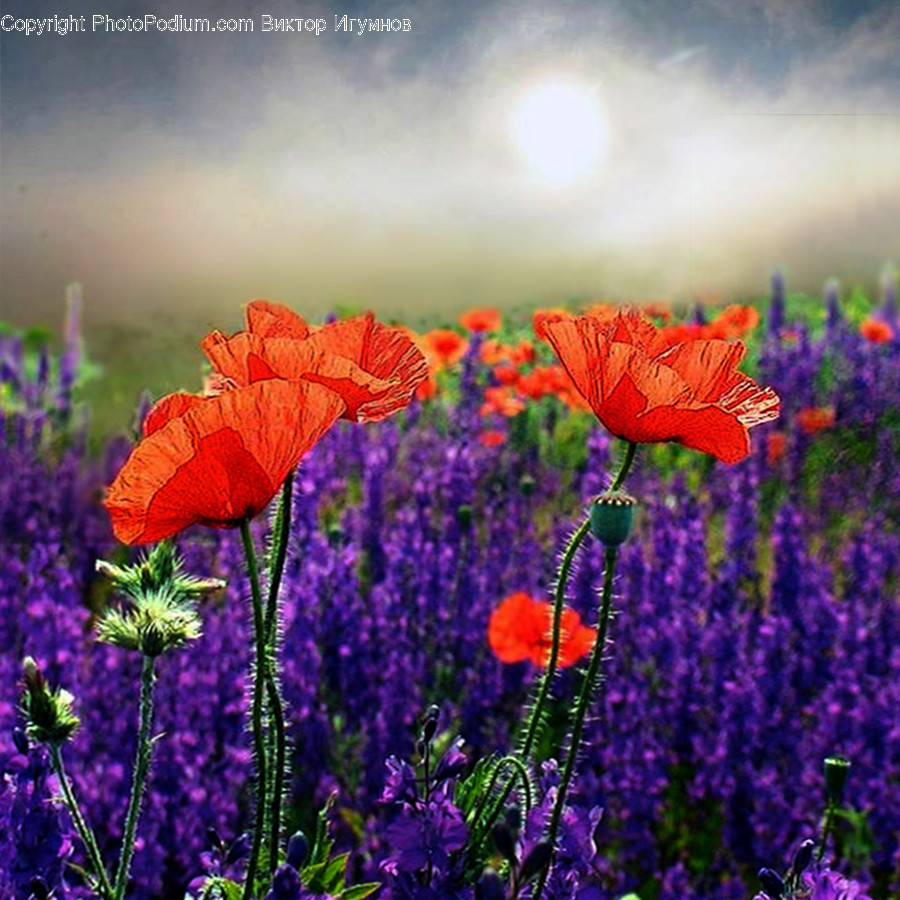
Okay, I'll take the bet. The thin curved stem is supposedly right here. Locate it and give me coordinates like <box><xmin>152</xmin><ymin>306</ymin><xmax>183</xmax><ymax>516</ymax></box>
<box><xmin>468</xmin><ymin>755</ymin><xmax>534</xmax><ymax>849</ymax></box>
<box><xmin>113</xmin><ymin>654</ymin><xmax>157</xmax><ymax>900</ymax></box>
<box><xmin>241</xmin><ymin>520</ymin><xmax>268</xmax><ymax>900</ymax></box>
<box><xmin>49</xmin><ymin>744</ymin><xmax>114</xmax><ymax>899</ymax></box>
<box><xmin>610</xmin><ymin>440</ymin><xmax>638</xmax><ymax>492</ymax></box>
<box><xmin>533</xmin><ymin>546</ymin><xmax>619</xmax><ymax>900</ymax></box>
<box><xmin>264</xmin><ymin>475</ymin><xmax>294</xmax><ymax>873</ymax></box>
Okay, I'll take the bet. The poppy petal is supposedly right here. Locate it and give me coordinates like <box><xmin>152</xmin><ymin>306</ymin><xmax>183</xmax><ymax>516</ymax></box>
<box><xmin>244</xmin><ymin>299</ymin><xmax>311</xmax><ymax>339</ymax></box>
<box><xmin>105</xmin><ymin>380</ymin><xmax>345</xmax><ymax>545</ymax></box>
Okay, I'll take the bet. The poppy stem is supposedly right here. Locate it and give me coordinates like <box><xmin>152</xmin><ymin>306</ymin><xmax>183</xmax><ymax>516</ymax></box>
<box><xmin>264</xmin><ymin>473</ymin><xmax>294</xmax><ymax>874</ymax></box>
<box><xmin>48</xmin><ymin>743</ymin><xmax>115</xmax><ymax>900</ymax></box>
<box><xmin>241</xmin><ymin>520</ymin><xmax>269</xmax><ymax>900</ymax></box>
<box><xmin>610</xmin><ymin>440</ymin><xmax>638</xmax><ymax>492</ymax></box>
<box><xmin>532</xmin><ymin>545</ymin><xmax>620</xmax><ymax>900</ymax></box>
<box><xmin>113</xmin><ymin>653</ymin><xmax>158</xmax><ymax>900</ymax></box>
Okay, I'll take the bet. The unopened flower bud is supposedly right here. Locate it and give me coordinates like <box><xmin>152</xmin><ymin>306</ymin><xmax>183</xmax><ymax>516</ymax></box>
<box><xmin>21</xmin><ymin>657</ymin><xmax>79</xmax><ymax>746</ymax></box>
<box><xmin>422</xmin><ymin>704</ymin><xmax>440</xmax><ymax>743</ymax></box>
<box><xmin>824</xmin><ymin>755</ymin><xmax>851</xmax><ymax>804</ymax></box>
<box><xmin>790</xmin><ymin>838</ymin><xmax>815</xmax><ymax>877</ymax></box>
<box><xmin>492</xmin><ymin>822</ymin><xmax>517</xmax><ymax>863</ymax></box>
<box><xmin>758</xmin><ymin>867</ymin><xmax>785</xmax><ymax>899</ymax></box>
<box><xmin>589</xmin><ymin>491</ymin><xmax>638</xmax><ymax>546</ymax></box>
<box><xmin>270</xmin><ymin>864</ymin><xmax>302</xmax><ymax>899</ymax></box>
<box><xmin>225</xmin><ymin>832</ymin><xmax>251</xmax><ymax>865</ymax></box>
<box><xmin>327</xmin><ymin>524</ymin><xmax>345</xmax><ymax>548</ymax></box>
<box><xmin>13</xmin><ymin>727</ymin><xmax>29</xmax><ymax>755</ymax></box>
<box><xmin>519</xmin><ymin>474</ymin><xmax>536</xmax><ymax>497</ymax></box>
<box><xmin>286</xmin><ymin>831</ymin><xmax>309</xmax><ymax>870</ymax></box>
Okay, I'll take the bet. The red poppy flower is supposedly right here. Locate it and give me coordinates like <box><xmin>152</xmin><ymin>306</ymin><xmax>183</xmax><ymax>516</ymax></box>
<box><xmin>202</xmin><ymin>301</ymin><xmax>429</xmax><ymax>423</ymax></box>
<box><xmin>543</xmin><ymin>309</ymin><xmax>780</xmax><ymax>464</ymax></box>
<box><xmin>493</xmin><ymin>364</ymin><xmax>520</xmax><ymax>387</ymax></box>
<box><xmin>460</xmin><ymin>308</ymin><xmax>502</xmax><ymax>333</ymax></box>
<box><xmin>423</xmin><ymin>329</ymin><xmax>469</xmax><ymax>368</ymax></box>
<box><xmin>796</xmin><ymin>406</ymin><xmax>836</xmax><ymax>435</ymax></box>
<box><xmin>478</xmin><ymin>429</ymin><xmax>507</xmax><ymax>448</ymax></box>
<box><xmin>106</xmin><ymin>380</ymin><xmax>345</xmax><ymax>545</ymax></box>
<box><xmin>479</xmin><ymin>386</ymin><xmax>525</xmax><ymax>418</ymax></box>
<box><xmin>488</xmin><ymin>592</ymin><xmax>595</xmax><ymax>668</ymax></box>
<box><xmin>860</xmin><ymin>318</ymin><xmax>893</xmax><ymax>344</ymax></box>
<box><xmin>532</xmin><ymin>308</ymin><xmax>569</xmax><ymax>341</ymax></box>
<box><xmin>766</xmin><ymin>431</ymin><xmax>787</xmax><ymax>466</ymax></box>
<box><xmin>508</xmin><ymin>340</ymin><xmax>536</xmax><ymax>367</ymax></box>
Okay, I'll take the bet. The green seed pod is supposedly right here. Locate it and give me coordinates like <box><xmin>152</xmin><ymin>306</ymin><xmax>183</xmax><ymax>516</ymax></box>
<box><xmin>589</xmin><ymin>491</ymin><xmax>638</xmax><ymax>546</ymax></box>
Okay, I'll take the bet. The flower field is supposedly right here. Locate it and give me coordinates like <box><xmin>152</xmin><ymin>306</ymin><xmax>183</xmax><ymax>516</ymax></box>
<box><xmin>1</xmin><ymin>276</ymin><xmax>899</xmax><ymax>899</ymax></box>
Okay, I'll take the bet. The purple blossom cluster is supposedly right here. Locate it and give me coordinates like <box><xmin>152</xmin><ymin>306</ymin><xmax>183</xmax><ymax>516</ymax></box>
<box><xmin>1</xmin><ymin>279</ymin><xmax>898</xmax><ymax>898</ymax></box>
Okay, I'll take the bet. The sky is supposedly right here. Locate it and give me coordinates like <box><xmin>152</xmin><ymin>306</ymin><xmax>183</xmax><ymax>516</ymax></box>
<box><xmin>1</xmin><ymin>0</ymin><xmax>899</xmax><ymax>334</ymax></box>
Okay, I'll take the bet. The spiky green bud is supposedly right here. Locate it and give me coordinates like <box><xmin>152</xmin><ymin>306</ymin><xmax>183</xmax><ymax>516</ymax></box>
<box><xmin>21</xmin><ymin>657</ymin><xmax>79</xmax><ymax>746</ymax></box>
<box><xmin>96</xmin><ymin>588</ymin><xmax>202</xmax><ymax>657</ymax></box>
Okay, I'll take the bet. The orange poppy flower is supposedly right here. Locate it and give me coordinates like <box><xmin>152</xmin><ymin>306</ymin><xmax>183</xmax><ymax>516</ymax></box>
<box><xmin>106</xmin><ymin>380</ymin><xmax>345</xmax><ymax>545</ymax></box>
<box><xmin>460</xmin><ymin>308</ymin><xmax>502</xmax><ymax>333</ymax></box>
<box><xmin>479</xmin><ymin>339</ymin><xmax>509</xmax><ymax>366</ymax></box>
<box><xmin>201</xmin><ymin>301</ymin><xmax>428</xmax><ymax>423</ymax></box>
<box><xmin>488</xmin><ymin>592</ymin><xmax>595</xmax><ymax>668</ymax></box>
<box><xmin>543</xmin><ymin>309</ymin><xmax>780</xmax><ymax>464</ymax></box>
<box><xmin>860</xmin><ymin>318</ymin><xmax>893</xmax><ymax>344</ymax></box>
<box><xmin>493</xmin><ymin>364</ymin><xmax>520</xmax><ymax>387</ymax></box>
<box><xmin>509</xmin><ymin>340</ymin><xmax>536</xmax><ymax>366</ymax></box>
<box><xmin>796</xmin><ymin>406</ymin><xmax>836</xmax><ymax>435</ymax></box>
<box><xmin>479</xmin><ymin>386</ymin><xmax>525</xmax><ymax>418</ymax></box>
<box><xmin>712</xmin><ymin>304</ymin><xmax>759</xmax><ymax>339</ymax></box>
<box><xmin>423</xmin><ymin>329</ymin><xmax>469</xmax><ymax>368</ymax></box>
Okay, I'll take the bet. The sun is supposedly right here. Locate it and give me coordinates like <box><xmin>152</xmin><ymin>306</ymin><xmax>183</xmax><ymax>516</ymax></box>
<box><xmin>512</xmin><ymin>79</ymin><xmax>608</xmax><ymax>187</ymax></box>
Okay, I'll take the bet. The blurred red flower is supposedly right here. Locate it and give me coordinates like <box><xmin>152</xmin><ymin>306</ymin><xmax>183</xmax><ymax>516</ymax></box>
<box><xmin>423</xmin><ymin>329</ymin><xmax>469</xmax><ymax>368</ymax></box>
<box><xmin>202</xmin><ymin>301</ymin><xmax>428</xmax><ymax>423</ymax></box>
<box><xmin>543</xmin><ymin>309</ymin><xmax>780</xmax><ymax>464</ymax></box>
<box><xmin>797</xmin><ymin>406</ymin><xmax>836</xmax><ymax>435</ymax></box>
<box><xmin>478</xmin><ymin>430</ymin><xmax>507</xmax><ymax>447</ymax></box>
<box><xmin>479</xmin><ymin>386</ymin><xmax>525</xmax><ymax>418</ymax></box>
<box><xmin>766</xmin><ymin>431</ymin><xmax>787</xmax><ymax>465</ymax></box>
<box><xmin>460</xmin><ymin>308</ymin><xmax>502</xmax><ymax>333</ymax></box>
<box><xmin>860</xmin><ymin>318</ymin><xmax>893</xmax><ymax>344</ymax></box>
<box><xmin>106</xmin><ymin>380</ymin><xmax>345</xmax><ymax>545</ymax></box>
<box><xmin>488</xmin><ymin>592</ymin><xmax>595</xmax><ymax>668</ymax></box>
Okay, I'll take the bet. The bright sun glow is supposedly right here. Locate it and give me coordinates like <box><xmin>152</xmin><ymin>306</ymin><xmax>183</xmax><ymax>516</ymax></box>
<box><xmin>512</xmin><ymin>79</ymin><xmax>608</xmax><ymax>187</ymax></box>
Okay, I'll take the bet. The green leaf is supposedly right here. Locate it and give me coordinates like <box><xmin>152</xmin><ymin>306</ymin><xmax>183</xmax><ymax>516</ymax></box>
<box><xmin>341</xmin><ymin>883</ymin><xmax>381</xmax><ymax>900</ymax></box>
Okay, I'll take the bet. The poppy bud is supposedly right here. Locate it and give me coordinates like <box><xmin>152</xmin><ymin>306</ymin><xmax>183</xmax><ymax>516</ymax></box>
<box><xmin>20</xmin><ymin>657</ymin><xmax>79</xmax><ymax>746</ymax></box>
<box><xmin>790</xmin><ymin>838</ymin><xmax>815</xmax><ymax>877</ymax></box>
<box><xmin>327</xmin><ymin>524</ymin><xmax>345</xmax><ymax>548</ymax></box>
<box><xmin>492</xmin><ymin>822</ymin><xmax>517</xmax><ymax>863</ymax></box>
<box><xmin>519</xmin><ymin>474</ymin><xmax>536</xmax><ymax>497</ymax></box>
<box><xmin>519</xmin><ymin>841</ymin><xmax>552</xmax><ymax>884</ymax></box>
<box><xmin>589</xmin><ymin>491</ymin><xmax>637</xmax><ymax>546</ymax></box>
<box><xmin>475</xmin><ymin>870</ymin><xmax>506</xmax><ymax>900</ymax></box>
<box><xmin>824</xmin><ymin>755</ymin><xmax>851</xmax><ymax>804</ymax></box>
<box><xmin>286</xmin><ymin>831</ymin><xmax>309</xmax><ymax>870</ymax></box>
<box><xmin>758</xmin><ymin>867</ymin><xmax>785</xmax><ymax>899</ymax></box>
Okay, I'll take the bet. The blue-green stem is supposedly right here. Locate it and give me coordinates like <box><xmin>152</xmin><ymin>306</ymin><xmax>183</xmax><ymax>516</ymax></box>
<box><xmin>241</xmin><ymin>520</ymin><xmax>268</xmax><ymax>900</ymax></box>
<box><xmin>533</xmin><ymin>545</ymin><xmax>619</xmax><ymax>900</ymax></box>
<box><xmin>264</xmin><ymin>473</ymin><xmax>294</xmax><ymax>874</ymax></box>
<box><xmin>48</xmin><ymin>743</ymin><xmax>115</xmax><ymax>899</ymax></box>
<box><xmin>113</xmin><ymin>653</ymin><xmax>157</xmax><ymax>900</ymax></box>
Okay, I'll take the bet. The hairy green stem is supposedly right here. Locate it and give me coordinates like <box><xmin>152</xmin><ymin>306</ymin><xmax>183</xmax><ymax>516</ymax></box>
<box><xmin>533</xmin><ymin>546</ymin><xmax>619</xmax><ymax>900</ymax></box>
<box><xmin>241</xmin><ymin>520</ymin><xmax>269</xmax><ymax>900</ymax></box>
<box><xmin>49</xmin><ymin>744</ymin><xmax>114</xmax><ymax>899</ymax></box>
<box><xmin>113</xmin><ymin>653</ymin><xmax>157</xmax><ymax>900</ymax></box>
<box><xmin>263</xmin><ymin>475</ymin><xmax>294</xmax><ymax>873</ymax></box>
<box><xmin>468</xmin><ymin>756</ymin><xmax>533</xmax><ymax>850</ymax></box>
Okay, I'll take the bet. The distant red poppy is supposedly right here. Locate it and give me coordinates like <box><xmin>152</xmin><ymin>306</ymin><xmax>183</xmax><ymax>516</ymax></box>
<box><xmin>106</xmin><ymin>380</ymin><xmax>345</xmax><ymax>545</ymax></box>
<box><xmin>460</xmin><ymin>308</ymin><xmax>502</xmax><ymax>333</ymax></box>
<box><xmin>493</xmin><ymin>364</ymin><xmax>520</xmax><ymax>387</ymax></box>
<box><xmin>479</xmin><ymin>386</ymin><xmax>525</xmax><ymax>418</ymax></box>
<box><xmin>423</xmin><ymin>329</ymin><xmax>469</xmax><ymax>368</ymax></box>
<box><xmin>509</xmin><ymin>340</ymin><xmax>536</xmax><ymax>366</ymax></box>
<box><xmin>478</xmin><ymin>430</ymin><xmax>507</xmax><ymax>448</ymax></box>
<box><xmin>766</xmin><ymin>431</ymin><xmax>787</xmax><ymax>466</ymax></box>
<box><xmin>543</xmin><ymin>309</ymin><xmax>780</xmax><ymax>464</ymax></box>
<box><xmin>202</xmin><ymin>301</ymin><xmax>428</xmax><ymax>423</ymax></box>
<box><xmin>488</xmin><ymin>592</ymin><xmax>595</xmax><ymax>668</ymax></box>
<box><xmin>797</xmin><ymin>406</ymin><xmax>836</xmax><ymax>435</ymax></box>
<box><xmin>860</xmin><ymin>318</ymin><xmax>893</xmax><ymax>344</ymax></box>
